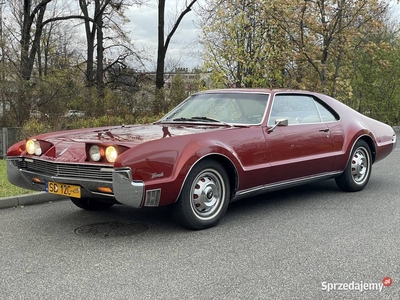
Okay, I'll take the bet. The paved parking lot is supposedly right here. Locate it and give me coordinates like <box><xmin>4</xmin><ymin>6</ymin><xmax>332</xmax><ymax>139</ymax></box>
<box><xmin>0</xmin><ymin>148</ymin><xmax>399</xmax><ymax>299</ymax></box>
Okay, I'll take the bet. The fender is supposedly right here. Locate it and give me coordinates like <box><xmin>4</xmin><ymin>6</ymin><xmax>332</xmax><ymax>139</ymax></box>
<box><xmin>114</xmin><ymin>132</ymin><xmax>244</xmax><ymax>206</ymax></box>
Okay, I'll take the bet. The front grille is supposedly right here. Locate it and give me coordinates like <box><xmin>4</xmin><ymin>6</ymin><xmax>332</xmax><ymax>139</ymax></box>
<box><xmin>19</xmin><ymin>159</ymin><xmax>113</xmax><ymax>181</ymax></box>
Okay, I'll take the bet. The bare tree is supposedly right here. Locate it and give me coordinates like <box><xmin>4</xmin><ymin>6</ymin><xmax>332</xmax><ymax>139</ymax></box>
<box><xmin>78</xmin><ymin>0</ymin><xmax>146</xmax><ymax>110</ymax></box>
<box><xmin>154</xmin><ymin>0</ymin><xmax>197</xmax><ymax>114</ymax></box>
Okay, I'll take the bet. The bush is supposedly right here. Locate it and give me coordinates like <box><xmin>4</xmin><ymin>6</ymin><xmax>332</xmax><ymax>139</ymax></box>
<box><xmin>62</xmin><ymin>114</ymin><xmax>163</xmax><ymax>130</ymax></box>
<box><xmin>20</xmin><ymin>119</ymin><xmax>53</xmax><ymax>139</ymax></box>
<box><xmin>20</xmin><ymin>113</ymin><xmax>165</xmax><ymax>138</ymax></box>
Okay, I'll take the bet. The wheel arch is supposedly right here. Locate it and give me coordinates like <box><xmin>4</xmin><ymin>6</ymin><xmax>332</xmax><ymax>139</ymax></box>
<box><xmin>176</xmin><ymin>153</ymin><xmax>239</xmax><ymax>203</ymax></box>
<box><xmin>354</xmin><ymin>135</ymin><xmax>376</xmax><ymax>164</ymax></box>
<box><xmin>335</xmin><ymin>135</ymin><xmax>374</xmax><ymax>192</ymax></box>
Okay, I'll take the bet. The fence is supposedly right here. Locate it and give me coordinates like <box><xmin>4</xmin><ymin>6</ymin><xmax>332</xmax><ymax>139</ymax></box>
<box><xmin>0</xmin><ymin>127</ymin><xmax>22</xmax><ymax>158</ymax></box>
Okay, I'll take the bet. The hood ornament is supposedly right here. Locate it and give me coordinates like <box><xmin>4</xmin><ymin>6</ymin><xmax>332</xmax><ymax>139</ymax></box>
<box><xmin>162</xmin><ymin>126</ymin><xmax>172</xmax><ymax>138</ymax></box>
<box><xmin>58</xmin><ymin>147</ymin><xmax>68</xmax><ymax>157</ymax></box>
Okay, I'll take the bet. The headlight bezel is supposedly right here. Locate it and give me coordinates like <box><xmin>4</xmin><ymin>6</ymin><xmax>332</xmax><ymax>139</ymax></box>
<box><xmin>89</xmin><ymin>145</ymin><xmax>103</xmax><ymax>162</ymax></box>
<box><xmin>26</xmin><ymin>139</ymin><xmax>42</xmax><ymax>156</ymax></box>
<box><xmin>87</xmin><ymin>144</ymin><xmax>127</xmax><ymax>163</ymax></box>
<box><xmin>105</xmin><ymin>146</ymin><xmax>118</xmax><ymax>163</ymax></box>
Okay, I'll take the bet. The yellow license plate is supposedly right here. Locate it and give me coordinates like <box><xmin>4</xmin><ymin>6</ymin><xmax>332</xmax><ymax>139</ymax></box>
<box><xmin>47</xmin><ymin>181</ymin><xmax>81</xmax><ymax>198</ymax></box>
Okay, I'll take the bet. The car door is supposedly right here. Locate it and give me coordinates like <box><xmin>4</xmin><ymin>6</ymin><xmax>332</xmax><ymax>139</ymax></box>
<box><xmin>264</xmin><ymin>94</ymin><xmax>337</xmax><ymax>184</ymax></box>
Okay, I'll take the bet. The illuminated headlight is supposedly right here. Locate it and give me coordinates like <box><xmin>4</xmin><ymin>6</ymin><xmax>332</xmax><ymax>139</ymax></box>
<box><xmin>105</xmin><ymin>146</ymin><xmax>118</xmax><ymax>163</ymax></box>
<box><xmin>26</xmin><ymin>139</ymin><xmax>42</xmax><ymax>156</ymax></box>
<box><xmin>89</xmin><ymin>145</ymin><xmax>102</xmax><ymax>161</ymax></box>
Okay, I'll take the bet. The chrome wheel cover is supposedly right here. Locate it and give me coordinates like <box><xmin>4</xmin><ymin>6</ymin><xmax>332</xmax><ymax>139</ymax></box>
<box><xmin>190</xmin><ymin>169</ymin><xmax>225</xmax><ymax>220</ymax></box>
<box><xmin>351</xmin><ymin>147</ymin><xmax>370</xmax><ymax>184</ymax></box>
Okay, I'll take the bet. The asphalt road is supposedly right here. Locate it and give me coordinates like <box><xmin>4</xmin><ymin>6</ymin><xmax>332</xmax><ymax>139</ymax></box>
<box><xmin>0</xmin><ymin>149</ymin><xmax>399</xmax><ymax>300</ymax></box>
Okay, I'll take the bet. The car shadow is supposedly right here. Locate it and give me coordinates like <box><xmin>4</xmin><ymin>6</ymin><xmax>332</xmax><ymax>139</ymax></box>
<box><xmin>34</xmin><ymin>178</ymin><xmax>355</xmax><ymax>237</ymax></box>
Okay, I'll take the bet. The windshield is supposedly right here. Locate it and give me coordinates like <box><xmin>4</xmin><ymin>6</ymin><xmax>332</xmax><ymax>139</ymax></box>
<box><xmin>160</xmin><ymin>92</ymin><xmax>269</xmax><ymax>125</ymax></box>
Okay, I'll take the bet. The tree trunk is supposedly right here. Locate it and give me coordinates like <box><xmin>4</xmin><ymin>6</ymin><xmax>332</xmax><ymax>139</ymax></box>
<box><xmin>154</xmin><ymin>0</ymin><xmax>166</xmax><ymax>115</ymax></box>
<box><xmin>96</xmin><ymin>9</ymin><xmax>105</xmax><ymax>113</ymax></box>
<box><xmin>155</xmin><ymin>0</ymin><xmax>197</xmax><ymax>114</ymax></box>
<box><xmin>79</xmin><ymin>0</ymin><xmax>96</xmax><ymax>87</ymax></box>
<box><xmin>21</xmin><ymin>0</ymin><xmax>32</xmax><ymax>80</ymax></box>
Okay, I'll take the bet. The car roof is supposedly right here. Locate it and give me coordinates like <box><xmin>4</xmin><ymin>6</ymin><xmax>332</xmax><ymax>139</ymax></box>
<box><xmin>195</xmin><ymin>88</ymin><xmax>314</xmax><ymax>95</ymax></box>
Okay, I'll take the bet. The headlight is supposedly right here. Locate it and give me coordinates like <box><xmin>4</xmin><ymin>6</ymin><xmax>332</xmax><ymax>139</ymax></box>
<box><xmin>89</xmin><ymin>145</ymin><xmax>102</xmax><ymax>161</ymax></box>
<box><xmin>26</xmin><ymin>139</ymin><xmax>42</xmax><ymax>156</ymax></box>
<box><xmin>105</xmin><ymin>146</ymin><xmax>118</xmax><ymax>163</ymax></box>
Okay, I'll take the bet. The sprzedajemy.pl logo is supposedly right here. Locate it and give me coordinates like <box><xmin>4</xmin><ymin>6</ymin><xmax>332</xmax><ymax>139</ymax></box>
<box><xmin>321</xmin><ymin>277</ymin><xmax>392</xmax><ymax>293</ymax></box>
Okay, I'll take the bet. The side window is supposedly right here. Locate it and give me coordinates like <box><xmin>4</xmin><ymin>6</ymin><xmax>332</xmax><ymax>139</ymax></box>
<box><xmin>269</xmin><ymin>95</ymin><xmax>321</xmax><ymax>125</ymax></box>
<box><xmin>315</xmin><ymin>101</ymin><xmax>338</xmax><ymax>122</ymax></box>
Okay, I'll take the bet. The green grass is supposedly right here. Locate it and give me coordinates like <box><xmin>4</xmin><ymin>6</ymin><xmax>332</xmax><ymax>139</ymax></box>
<box><xmin>0</xmin><ymin>159</ymin><xmax>37</xmax><ymax>198</ymax></box>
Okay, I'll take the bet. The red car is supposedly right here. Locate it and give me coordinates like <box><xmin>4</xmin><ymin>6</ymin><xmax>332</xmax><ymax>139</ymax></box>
<box><xmin>6</xmin><ymin>89</ymin><xmax>397</xmax><ymax>230</ymax></box>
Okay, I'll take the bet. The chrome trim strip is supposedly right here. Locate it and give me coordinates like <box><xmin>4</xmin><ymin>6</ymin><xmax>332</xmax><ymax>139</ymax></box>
<box><xmin>13</xmin><ymin>157</ymin><xmax>114</xmax><ymax>181</ymax></box>
<box><xmin>232</xmin><ymin>171</ymin><xmax>342</xmax><ymax>201</ymax></box>
<box><xmin>100</xmin><ymin>168</ymin><xmax>115</xmax><ymax>172</ymax></box>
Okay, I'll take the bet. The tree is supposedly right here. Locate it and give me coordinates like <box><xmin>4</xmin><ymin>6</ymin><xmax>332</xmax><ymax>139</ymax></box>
<box><xmin>200</xmin><ymin>0</ymin><xmax>290</xmax><ymax>88</ymax></box>
<box><xmin>2</xmin><ymin>0</ymin><xmax>146</xmax><ymax>124</ymax></box>
<box><xmin>350</xmin><ymin>20</ymin><xmax>400</xmax><ymax>125</ymax></box>
<box><xmin>200</xmin><ymin>0</ymin><xmax>391</xmax><ymax>104</ymax></box>
<box><xmin>154</xmin><ymin>0</ymin><xmax>197</xmax><ymax>114</ymax></box>
<box><xmin>268</xmin><ymin>0</ymin><xmax>389</xmax><ymax>101</ymax></box>
<box><xmin>168</xmin><ymin>73</ymin><xmax>187</xmax><ymax>108</ymax></box>
<box><xmin>20</xmin><ymin>0</ymin><xmax>53</xmax><ymax>81</ymax></box>
<box><xmin>77</xmin><ymin>0</ymin><xmax>148</xmax><ymax>115</ymax></box>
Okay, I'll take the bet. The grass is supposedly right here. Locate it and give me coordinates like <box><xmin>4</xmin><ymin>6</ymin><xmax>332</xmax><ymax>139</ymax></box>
<box><xmin>0</xmin><ymin>159</ymin><xmax>37</xmax><ymax>198</ymax></box>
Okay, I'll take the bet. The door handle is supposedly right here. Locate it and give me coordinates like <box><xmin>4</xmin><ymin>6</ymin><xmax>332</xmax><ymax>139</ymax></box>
<box><xmin>319</xmin><ymin>128</ymin><xmax>330</xmax><ymax>132</ymax></box>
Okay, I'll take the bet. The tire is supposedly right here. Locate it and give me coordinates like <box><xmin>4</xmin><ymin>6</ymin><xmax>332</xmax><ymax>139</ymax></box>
<box><xmin>70</xmin><ymin>197</ymin><xmax>114</xmax><ymax>210</ymax></box>
<box><xmin>171</xmin><ymin>159</ymin><xmax>230</xmax><ymax>230</ymax></box>
<box><xmin>335</xmin><ymin>140</ymin><xmax>372</xmax><ymax>192</ymax></box>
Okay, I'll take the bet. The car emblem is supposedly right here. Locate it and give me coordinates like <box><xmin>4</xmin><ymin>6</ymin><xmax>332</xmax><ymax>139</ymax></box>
<box><xmin>151</xmin><ymin>172</ymin><xmax>164</xmax><ymax>179</ymax></box>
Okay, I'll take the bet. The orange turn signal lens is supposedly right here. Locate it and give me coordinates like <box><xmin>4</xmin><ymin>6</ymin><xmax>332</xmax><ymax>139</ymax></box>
<box><xmin>97</xmin><ymin>187</ymin><xmax>113</xmax><ymax>194</ymax></box>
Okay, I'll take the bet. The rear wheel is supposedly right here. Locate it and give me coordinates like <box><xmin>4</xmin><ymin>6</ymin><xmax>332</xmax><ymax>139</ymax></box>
<box><xmin>171</xmin><ymin>159</ymin><xmax>230</xmax><ymax>230</ymax></box>
<box><xmin>70</xmin><ymin>197</ymin><xmax>114</xmax><ymax>210</ymax></box>
<box><xmin>335</xmin><ymin>140</ymin><xmax>372</xmax><ymax>192</ymax></box>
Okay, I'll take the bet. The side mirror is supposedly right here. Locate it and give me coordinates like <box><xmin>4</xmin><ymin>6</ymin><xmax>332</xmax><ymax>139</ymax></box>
<box><xmin>267</xmin><ymin>118</ymin><xmax>289</xmax><ymax>132</ymax></box>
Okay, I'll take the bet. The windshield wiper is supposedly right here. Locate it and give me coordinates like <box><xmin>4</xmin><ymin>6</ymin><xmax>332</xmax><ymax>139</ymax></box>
<box><xmin>190</xmin><ymin>116</ymin><xmax>222</xmax><ymax>122</ymax></box>
<box><xmin>172</xmin><ymin>116</ymin><xmax>233</xmax><ymax>127</ymax></box>
<box><xmin>172</xmin><ymin>117</ymin><xmax>193</xmax><ymax>121</ymax></box>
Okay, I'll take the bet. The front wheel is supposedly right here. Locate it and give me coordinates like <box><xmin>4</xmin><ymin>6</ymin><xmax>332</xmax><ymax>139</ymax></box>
<box><xmin>171</xmin><ymin>159</ymin><xmax>230</xmax><ymax>230</ymax></box>
<box><xmin>335</xmin><ymin>140</ymin><xmax>372</xmax><ymax>192</ymax></box>
<box><xmin>70</xmin><ymin>197</ymin><xmax>114</xmax><ymax>210</ymax></box>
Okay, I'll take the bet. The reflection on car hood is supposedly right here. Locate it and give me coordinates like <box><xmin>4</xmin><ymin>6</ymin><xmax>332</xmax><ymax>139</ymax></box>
<box><xmin>41</xmin><ymin>123</ymin><xmax>229</xmax><ymax>145</ymax></box>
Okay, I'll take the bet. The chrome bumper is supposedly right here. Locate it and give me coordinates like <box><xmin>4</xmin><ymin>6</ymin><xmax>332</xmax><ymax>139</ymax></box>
<box><xmin>7</xmin><ymin>159</ymin><xmax>37</xmax><ymax>190</ymax></box>
<box><xmin>7</xmin><ymin>158</ymin><xmax>145</xmax><ymax>208</ymax></box>
<box><xmin>112</xmin><ymin>168</ymin><xmax>145</xmax><ymax>208</ymax></box>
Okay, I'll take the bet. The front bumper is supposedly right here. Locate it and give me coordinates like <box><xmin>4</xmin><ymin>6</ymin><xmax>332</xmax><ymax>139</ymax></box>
<box><xmin>6</xmin><ymin>158</ymin><xmax>145</xmax><ymax>208</ymax></box>
<box><xmin>113</xmin><ymin>168</ymin><xmax>145</xmax><ymax>208</ymax></box>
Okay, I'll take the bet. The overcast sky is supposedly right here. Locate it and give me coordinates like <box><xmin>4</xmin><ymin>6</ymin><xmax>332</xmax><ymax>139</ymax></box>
<box><xmin>123</xmin><ymin>0</ymin><xmax>400</xmax><ymax>72</ymax></box>
<box><xmin>124</xmin><ymin>2</ymin><xmax>203</xmax><ymax>72</ymax></box>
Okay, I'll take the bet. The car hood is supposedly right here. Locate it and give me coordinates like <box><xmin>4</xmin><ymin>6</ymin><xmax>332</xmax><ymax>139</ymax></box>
<box><xmin>31</xmin><ymin>123</ymin><xmax>232</xmax><ymax>163</ymax></box>
<box><xmin>40</xmin><ymin>123</ymin><xmax>230</xmax><ymax>145</ymax></box>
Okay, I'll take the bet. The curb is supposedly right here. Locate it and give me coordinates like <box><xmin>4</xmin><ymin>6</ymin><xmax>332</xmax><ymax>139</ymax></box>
<box><xmin>0</xmin><ymin>192</ymin><xmax>68</xmax><ymax>209</ymax></box>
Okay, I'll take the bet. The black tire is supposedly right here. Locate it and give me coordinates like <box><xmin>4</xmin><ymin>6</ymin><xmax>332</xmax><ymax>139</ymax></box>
<box><xmin>70</xmin><ymin>197</ymin><xmax>114</xmax><ymax>211</ymax></box>
<box><xmin>171</xmin><ymin>159</ymin><xmax>230</xmax><ymax>230</ymax></box>
<box><xmin>335</xmin><ymin>140</ymin><xmax>372</xmax><ymax>192</ymax></box>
